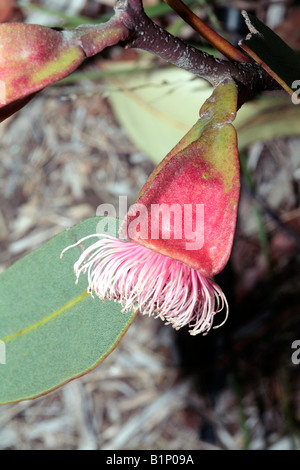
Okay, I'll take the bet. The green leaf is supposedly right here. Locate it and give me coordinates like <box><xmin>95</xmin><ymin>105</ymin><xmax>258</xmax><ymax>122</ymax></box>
<box><xmin>105</xmin><ymin>63</ymin><xmax>213</xmax><ymax>164</ymax></box>
<box><xmin>235</xmin><ymin>96</ymin><xmax>300</xmax><ymax>149</ymax></box>
<box><xmin>239</xmin><ymin>11</ymin><xmax>300</xmax><ymax>100</ymax></box>
<box><xmin>0</xmin><ymin>217</ymin><xmax>137</xmax><ymax>404</ymax></box>
<box><xmin>17</xmin><ymin>0</ymin><xmax>196</xmax><ymax>28</ymax></box>
<box><xmin>104</xmin><ymin>64</ymin><xmax>300</xmax><ymax>164</ymax></box>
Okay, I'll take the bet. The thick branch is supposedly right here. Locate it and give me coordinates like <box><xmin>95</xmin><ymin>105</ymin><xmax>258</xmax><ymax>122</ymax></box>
<box><xmin>114</xmin><ymin>0</ymin><xmax>281</xmax><ymax>98</ymax></box>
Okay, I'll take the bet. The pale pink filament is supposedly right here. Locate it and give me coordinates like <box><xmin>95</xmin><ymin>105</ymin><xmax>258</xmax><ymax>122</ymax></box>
<box><xmin>61</xmin><ymin>234</ymin><xmax>228</xmax><ymax>335</ymax></box>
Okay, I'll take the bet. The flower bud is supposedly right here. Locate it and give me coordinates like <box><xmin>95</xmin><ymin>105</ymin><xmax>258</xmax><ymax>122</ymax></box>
<box><xmin>0</xmin><ymin>17</ymin><xmax>129</xmax><ymax>121</ymax></box>
<box><xmin>0</xmin><ymin>24</ymin><xmax>84</xmax><ymax>114</ymax></box>
<box><xmin>62</xmin><ymin>79</ymin><xmax>240</xmax><ymax>335</ymax></box>
<box><xmin>121</xmin><ymin>78</ymin><xmax>240</xmax><ymax>277</ymax></box>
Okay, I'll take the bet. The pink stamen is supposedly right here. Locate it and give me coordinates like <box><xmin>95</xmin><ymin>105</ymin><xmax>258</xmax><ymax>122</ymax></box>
<box><xmin>61</xmin><ymin>234</ymin><xmax>228</xmax><ymax>336</ymax></box>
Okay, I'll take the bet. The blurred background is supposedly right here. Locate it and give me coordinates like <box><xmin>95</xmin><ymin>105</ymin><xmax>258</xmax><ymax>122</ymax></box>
<box><xmin>0</xmin><ymin>0</ymin><xmax>300</xmax><ymax>450</ymax></box>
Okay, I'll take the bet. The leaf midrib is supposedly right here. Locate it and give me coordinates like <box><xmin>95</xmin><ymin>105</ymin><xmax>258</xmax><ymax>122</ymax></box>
<box><xmin>1</xmin><ymin>291</ymin><xmax>88</xmax><ymax>343</ymax></box>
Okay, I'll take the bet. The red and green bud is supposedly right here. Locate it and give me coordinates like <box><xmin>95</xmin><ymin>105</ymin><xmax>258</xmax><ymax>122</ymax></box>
<box><xmin>121</xmin><ymin>78</ymin><xmax>240</xmax><ymax>277</ymax></box>
<box><xmin>0</xmin><ymin>16</ymin><xmax>129</xmax><ymax>122</ymax></box>
<box><xmin>62</xmin><ymin>78</ymin><xmax>240</xmax><ymax>336</ymax></box>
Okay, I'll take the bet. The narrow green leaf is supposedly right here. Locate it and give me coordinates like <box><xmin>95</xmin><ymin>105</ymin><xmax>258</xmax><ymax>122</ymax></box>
<box><xmin>104</xmin><ymin>64</ymin><xmax>300</xmax><ymax>164</ymax></box>
<box><xmin>0</xmin><ymin>217</ymin><xmax>137</xmax><ymax>405</ymax></box>
<box><xmin>17</xmin><ymin>1</ymin><xmax>108</xmax><ymax>26</ymax></box>
<box><xmin>104</xmin><ymin>63</ymin><xmax>212</xmax><ymax>164</ymax></box>
<box><xmin>235</xmin><ymin>97</ymin><xmax>300</xmax><ymax>149</ymax></box>
<box><xmin>239</xmin><ymin>11</ymin><xmax>300</xmax><ymax>100</ymax></box>
<box><xmin>17</xmin><ymin>0</ymin><xmax>196</xmax><ymax>28</ymax></box>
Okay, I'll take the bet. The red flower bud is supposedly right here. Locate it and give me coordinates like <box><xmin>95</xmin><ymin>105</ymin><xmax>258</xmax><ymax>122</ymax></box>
<box><xmin>0</xmin><ymin>17</ymin><xmax>129</xmax><ymax>122</ymax></box>
<box><xmin>0</xmin><ymin>24</ymin><xmax>84</xmax><ymax>117</ymax></box>
<box><xmin>121</xmin><ymin>80</ymin><xmax>239</xmax><ymax>277</ymax></box>
<box><xmin>62</xmin><ymin>79</ymin><xmax>240</xmax><ymax>335</ymax></box>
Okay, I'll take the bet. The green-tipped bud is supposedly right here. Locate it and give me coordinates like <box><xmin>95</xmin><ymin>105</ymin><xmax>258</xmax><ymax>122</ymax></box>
<box><xmin>0</xmin><ymin>16</ymin><xmax>129</xmax><ymax>121</ymax></box>
<box><xmin>62</xmin><ymin>79</ymin><xmax>241</xmax><ymax>336</ymax></box>
<box><xmin>122</xmin><ymin>78</ymin><xmax>240</xmax><ymax>278</ymax></box>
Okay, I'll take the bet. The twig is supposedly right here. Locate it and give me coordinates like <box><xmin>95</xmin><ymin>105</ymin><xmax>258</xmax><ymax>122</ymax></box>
<box><xmin>113</xmin><ymin>0</ymin><xmax>282</xmax><ymax>100</ymax></box>
<box><xmin>163</xmin><ymin>0</ymin><xmax>249</xmax><ymax>62</ymax></box>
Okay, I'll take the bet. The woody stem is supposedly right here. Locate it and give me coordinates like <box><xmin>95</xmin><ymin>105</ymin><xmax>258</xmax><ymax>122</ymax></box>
<box><xmin>163</xmin><ymin>0</ymin><xmax>249</xmax><ymax>63</ymax></box>
<box><xmin>113</xmin><ymin>0</ymin><xmax>281</xmax><ymax>99</ymax></box>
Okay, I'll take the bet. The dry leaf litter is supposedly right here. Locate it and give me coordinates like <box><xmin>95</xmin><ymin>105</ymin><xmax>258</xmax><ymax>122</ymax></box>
<box><xmin>0</xmin><ymin>0</ymin><xmax>300</xmax><ymax>451</ymax></box>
